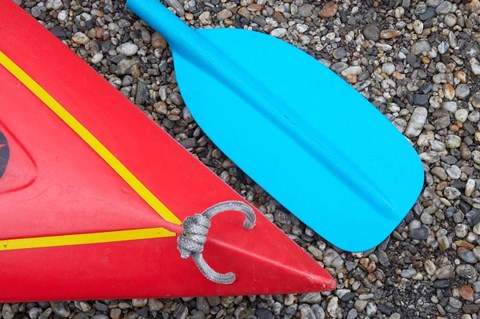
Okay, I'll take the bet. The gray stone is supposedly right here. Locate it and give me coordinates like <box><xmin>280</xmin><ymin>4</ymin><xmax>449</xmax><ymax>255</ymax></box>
<box><xmin>436</xmin><ymin>265</ymin><xmax>455</xmax><ymax>279</ymax></box>
<box><xmin>456</xmin><ymin>264</ymin><xmax>478</xmax><ymax>279</ymax></box>
<box><xmin>298</xmin><ymin>292</ymin><xmax>322</xmax><ymax>304</ymax></box>
<box><xmin>436</xmin><ymin>1</ymin><xmax>453</xmax><ymax>14</ymax></box>
<box><xmin>327</xmin><ymin>297</ymin><xmax>339</xmax><ymax>318</ymax></box>
<box><xmin>346</xmin><ymin>308</ymin><xmax>358</xmax><ymax>319</ymax></box>
<box><xmin>458</xmin><ymin>248</ymin><xmax>477</xmax><ymax>263</ymax></box>
<box><xmin>298</xmin><ymin>4</ymin><xmax>314</xmax><ymax>17</ymax></box>
<box><xmin>456</xmin><ymin>84</ymin><xmax>471</xmax><ymax>99</ymax></box>
<box><xmin>46</xmin><ymin>0</ymin><xmax>63</xmax><ymax>9</ymax></box>
<box><xmin>444</xmin><ymin>13</ymin><xmax>457</xmax><ymax>27</ymax></box>
<box><xmin>255</xmin><ymin>308</ymin><xmax>273</xmax><ymax>319</ymax></box>
<box><xmin>363</xmin><ymin>24</ymin><xmax>380</xmax><ymax>41</ymax></box>
<box><xmin>445</xmin><ymin>187</ymin><xmax>461</xmax><ymax>200</ymax></box>
<box><xmin>401</xmin><ymin>268</ymin><xmax>417</xmax><ymax>278</ymax></box>
<box><xmin>206</xmin><ymin>296</ymin><xmax>221</xmax><ymax>307</ymax></box>
<box><xmin>2</xmin><ymin>304</ymin><xmax>15</xmax><ymax>319</ymax></box>
<box><xmin>438</xmin><ymin>41</ymin><xmax>449</xmax><ymax>54</ymax></box>
<box><xmin>311</xmin><ymin>304</ymin><xmax>325</xmax><ymax>319</ymax></box>
<box><xmin>419</xmin><ymin>7</ymin><xmax>436</xmax><ymax>20</ymax></box>
<box><xmin>299</xmin><ymin>304</ymin><xmax>316</xmax><ymax>319</ymax></box>
<box><xmin>50</xmin><ymin>302</ymin><xmax>70</xmax><ymax>318</ymax></box>
<box><xmin>470</xmin><ymin>58</ymin><xmax>480</xmax><ymax>76</ymax></box>
<box><xmin>409</xmin><ymin>226</ymin><xmax>429</xmax><ymax>240</ymax></box>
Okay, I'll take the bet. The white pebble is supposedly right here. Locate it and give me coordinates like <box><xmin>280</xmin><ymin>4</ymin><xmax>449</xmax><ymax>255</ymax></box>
<box><xmin>405</xmin><ymin>107</ymin><xmax>428</xmax><ymax>137</ymax></box>
<box><xmin>445</xmin><ymin>135</ymin><xmax>461</xmax><ymax>148</ymax></box>
<box><xmin>466</xmin><ymin>179</ymin><xmax>476</xmax><ymax>197</ymax></box>
<box><xmin>455</xmin><ymin>109</ymin><xmax>469</xmax><ymax>122</ymax></box>
<box><xmin>91</xmin><ymin>53</ymin><xmax>103</xmax><ymax>64</ymax></box>
<box><xmin>413</xmin><ymin>20</ymin><xmax>424</xmax><ymax>34</ymax></box>
<box><xmin>470</xmin><ymin>58</ymin><xmax>480</xmax><ymax>76</ymax></box>
<box><xmin>382</xmin><ymin>63</ymin><xmax>396</xmax><ymax>75</ymax></box>
<box><xmin>270</xmin><ymin>28</ymin><xmax>287</xmax><ymax>38</ymax></box>
<box><xmin>57</xmin><ymin>10</ymin><xmax>67</xmax><ymax>23</ymax></box>
<box><xmin>117</xmin><ymin>43</ymin><xmax>138</xmax><ymax>56</ymax></box>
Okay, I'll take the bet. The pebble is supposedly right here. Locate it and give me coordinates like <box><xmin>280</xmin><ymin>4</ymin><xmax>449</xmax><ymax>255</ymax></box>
<box><xmin>425</xmin><ymin>259</ymin><xmax>436</xmax><ymax>275</ymax></box>
<box><xmin>327</xmin><ymin>297</ymin><xmax>339</xmax><ymax>317</ymax></box>
<box><xmin>270</xmin><ymin>28</ymin><xmax>287</xmax><ymax>38</ymax></box>
<box><xmin>401</xmin><ymin>268</ymin><xmax>417</xmax><ymax>278</ymax></box>
<box><xmin>458</xmin><ymin>248</ymin><xmax>477</xmax><ymax>263</ymax></box>
<box><xmin>445</xmin><ymin>135</ymin><xmax>461</xmax><ymax>148</ymax></box>
<box><xmin>419</xmin><ymin>7</ymin><xmax>436</xmax><ymax>20</ymax></box>
<box><xmin>2</xmin><ymin>304</ymin><xmax>14</xmax><ymax>319</ymax></box>
<box><xmin>380</xmin><ymin>29</ymin><xmax>401</xmax><ymax>39</ymax></box>
<box><xmin>217</xmin><ymin>9</ymin><xmax>232</xmax><ymax>21</ymax></box>
<box><xmin>405</xmin><ymin>107</ymin><xmax>427</xmax><ymax>137</ymax></box>
<box><xmin>354</xmin><ymin>300</ymin><xmax>368</xmax><ymax>313</ymax></box>
<box><xmin>117</xmin><ymin>43</ymin><xmax>138</xmax><ymax>56</ymax></box>
<box><xmin>466</xmin><ymin>179</ymin><xmax>476</xmax><ymax>197</ymax></box>
<box><xmin>50</xmin><ymin>302</ymin><xmax>70</xmax><ymax>318</ymax></box>
<box><xmin>346</xmin><ymin>309</ymin><xmax>357</xmax><ymax>319</ymax></box>
<box><xmin>46</xmin><ymin>0</ymin><xmax>63</xmax><ymax>10</ymax></box>
<box><xmin>471</xmin><ymin>92</ymin><xmax>480</xmax><ymax>109</ymax></box>
<box><xmin>298</xmin><ymin>4</ymin><xmax>314</xmax><ymax>17</ymax></box>
<box><xmin>91</xmin><ymin>53</ymin><xmax>103</xmax><ymax>64</ymax></box>
<box><xmin>319</xmin><ymin>2</ymin><xmax>338</xmax><ymax>18</ymax></box>
<box><xmin>363</xmin><ymin>24</ymin><xmax>380</xmax><ymax>41</ymax></box>
<box><xmin>459</xmin><ymin>285</ymin><xmax>474</xmax><ymax>301</ymax></box>
<box><xmin>409</xmin><ymin>226</ymin><xmax>429</xmax><ymax>240</ymax></box>
<box><xmin>471</xmin><ymin>58</ymin><xmax>480</xmax><ymax>75</ymax></box>
<box><xmin>255</xmin><ymin>308</ymin><xmax>273</xmax><ymax>319</ymax></box>
<box><xmin>436</xmin><ymin>1</ymin><xmax>453</xmax><ymax>14</ymax></box>
<box><xmin>456</xmin><ymin>224</ymin><xmax>469</xmax><ymax>238</ymax></box>
<box><xmin>436</xmin><ymin>265</ymin><xmax>455</xmax><ymax>279</ymax></box>
<box><xmin>299</xmin><ymin>293</ymin><xmax>322</xmax><ymax>304</ymax></box>
<box><xmin>151</xmin><ymin>33</ymin><xmax>167</xmax><ymax>50</ymax></box>
<box><xmin>456</xmin><ymin>84</ymin><xmax>471</xmax><ymax>99</ymax></box>
<box><xmin>455</xmin><ymin>109</ymin><xmax>468</xmax><ymax>122</ymax></box>
<box><xmin>456</xmin><ymin>264</ymin><xmax>478</xmax><ymax>279</ymax></box>
<box><xmin>444</xmin><ymin>83</ymin><xmax>455</xmax><ymax>100</ymax></box>
<box><xmin>411</xmin><ymin>40</ymin><xmax>431</xmax><ymax>55</ymax></box>
<box><xmin>72</xmin><ymin>32</ymin><xmax>89</xmax><ymax>45</ymax></box>
<box><xmin>413</xmin><ymin>20</ymin><xmax>424</xmax><ymax>34</ymax></box>
<box><xmin>444</xmin><ymin>13</ymin><xmax>457</xmax><ymax>27</ymax></box>
<box><xmin>443</xmin><ymin>101</ymin><xmax>457</xmax><ymax>113</ymax></box>
<box><xmin>299</xmin><ymin>304</ymin><xmax>315</xmax><ymax>319</ymax></box>
<box><xmin>57</xmin><ymin>10</ymin><xmax>67</xmax><ymax>23</ymax></box>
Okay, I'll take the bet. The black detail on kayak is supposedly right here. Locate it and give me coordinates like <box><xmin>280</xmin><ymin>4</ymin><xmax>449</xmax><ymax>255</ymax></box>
<box><xmin>0</xmin><ymin>130</ymin><xmax>9</xmax><ymax>178</ymax></box>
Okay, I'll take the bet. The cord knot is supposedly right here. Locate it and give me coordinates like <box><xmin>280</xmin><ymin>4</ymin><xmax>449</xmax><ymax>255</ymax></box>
<box><xmin>178</xmin><ymin>214</ymin><xmax>210</xmax><ymax>258</ymax></box>
<box><xmin>177</xmin><ymin>201</ymin><xmax>256</xmax><ymax>285</ymax></box>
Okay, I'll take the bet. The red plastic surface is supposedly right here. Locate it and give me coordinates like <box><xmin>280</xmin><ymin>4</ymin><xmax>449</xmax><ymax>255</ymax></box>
<box><xmin>0</xmin><ymin>0</ymin><xmax>335</xmax><ymax>302</ymax></box>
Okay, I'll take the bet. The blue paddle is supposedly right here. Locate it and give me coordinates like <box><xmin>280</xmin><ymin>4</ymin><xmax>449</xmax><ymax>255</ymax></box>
<box><xmin>126</xmin><ymin>0</ymin><xmax>424</xmax><ymax>252</ymax></box>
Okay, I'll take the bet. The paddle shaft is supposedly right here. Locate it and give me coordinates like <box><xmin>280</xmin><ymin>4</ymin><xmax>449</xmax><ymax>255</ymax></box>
<box><xmin>127</xmin><ymin>0</ymin><xmax>397</xmax><ymax>217</ymax></box>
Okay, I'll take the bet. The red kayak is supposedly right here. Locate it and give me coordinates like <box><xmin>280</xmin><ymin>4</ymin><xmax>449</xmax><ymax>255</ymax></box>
<box><xmin>0</xmin><ymin>0</ymin><xmax>335</xmax><ymax>301</ymax></box>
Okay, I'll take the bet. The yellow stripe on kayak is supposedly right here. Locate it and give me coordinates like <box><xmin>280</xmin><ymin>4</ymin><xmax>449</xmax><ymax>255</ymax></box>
<box><xmin>0</xmin><ymin>51</ymin><xmax>181</xmax><ymax>226</ymax></box>
<box><xmin>0</xmin><ymin>227</ymin><xmax>175</xmax><ymax>251</ymax></box>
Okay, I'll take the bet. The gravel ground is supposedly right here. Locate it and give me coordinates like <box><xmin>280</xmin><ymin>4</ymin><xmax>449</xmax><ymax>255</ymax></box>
<box><xmin>4</xmin><ymin>0</ymin><xmax>480</xmax><ymax>318</ymax></box>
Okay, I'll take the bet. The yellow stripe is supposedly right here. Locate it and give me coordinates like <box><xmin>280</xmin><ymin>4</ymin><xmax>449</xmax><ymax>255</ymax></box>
<box><xmin>0</xmin><ymin>51</ymin><xmax>181</xmax><ymax>225</ymax></box>
<box><xmin>0</xmin><ymin>227</ymin><xmax>175</xmax><ymax>251</ymax></box>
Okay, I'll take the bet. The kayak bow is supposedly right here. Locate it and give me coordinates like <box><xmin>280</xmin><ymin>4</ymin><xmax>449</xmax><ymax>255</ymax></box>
<box><xmin>0</xmin><ymin>0</ymin><xmax>335</xmax><ymax>301</ymax></box>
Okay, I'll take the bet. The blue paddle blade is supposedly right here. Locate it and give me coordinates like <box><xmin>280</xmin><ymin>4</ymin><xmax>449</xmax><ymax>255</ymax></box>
<box><xmin>127</xmin><ymin>0</ymin><xmax>424</xmax><ymax>252</ymax></box>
